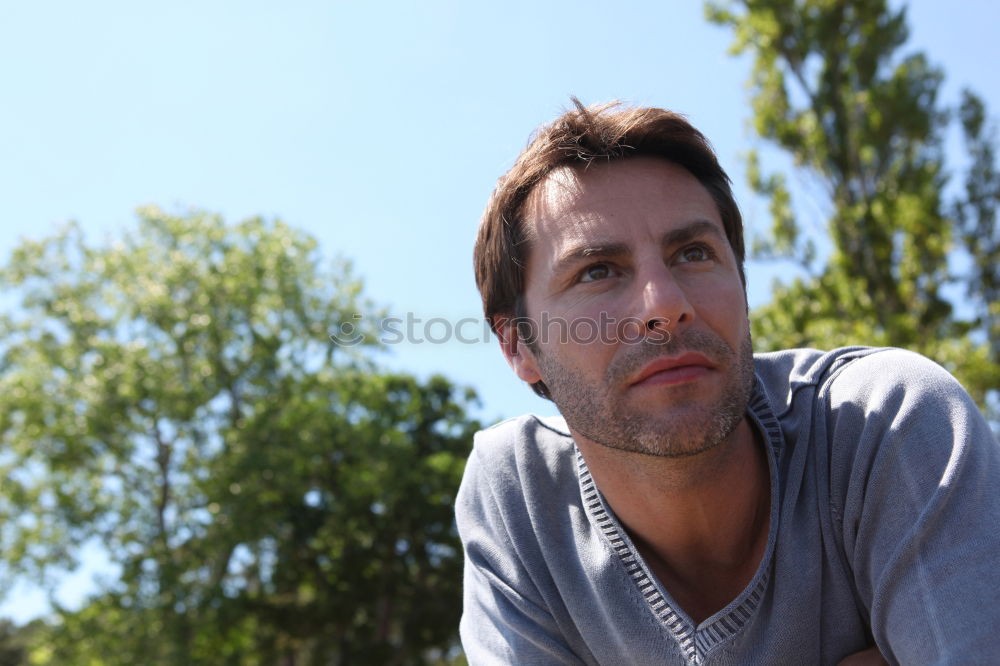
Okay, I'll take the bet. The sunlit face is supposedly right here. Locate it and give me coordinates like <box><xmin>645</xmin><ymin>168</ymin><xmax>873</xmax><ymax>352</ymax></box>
<box><xmin>504</xmin><ymin>157</ymin><xmax>754</xmax><ymax>457</ymax></box>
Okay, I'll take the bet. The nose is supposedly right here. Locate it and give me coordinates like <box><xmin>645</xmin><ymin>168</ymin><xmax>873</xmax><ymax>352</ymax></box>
<box><xmin>634</xmin><ymin>261</ymin><xmax>693</xmax><ymax>337</ymax></box>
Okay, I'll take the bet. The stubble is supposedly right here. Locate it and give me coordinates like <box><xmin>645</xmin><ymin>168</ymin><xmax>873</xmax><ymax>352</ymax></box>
<box><xmin>536</xmin><ymin>329</ymin><xmax>755</xmax><ymax>458</ymax></box>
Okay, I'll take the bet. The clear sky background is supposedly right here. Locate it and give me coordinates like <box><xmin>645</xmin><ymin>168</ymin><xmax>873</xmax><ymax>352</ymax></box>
<box><xmin>1</xmin><ymin>0</ymin><xmax>998</xmax><ymax>623</ymax></box>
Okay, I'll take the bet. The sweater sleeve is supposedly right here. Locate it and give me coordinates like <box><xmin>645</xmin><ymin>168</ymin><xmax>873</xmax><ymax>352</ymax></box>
<box><xmin>455</xmin><ymin>444</ymin><xmax>585</xmax><ymax>666</ymax></box>
<box><xmin>824</xmin><ymin>349</ymin><xmax>1000</xmax><ymax>665</ymax></box>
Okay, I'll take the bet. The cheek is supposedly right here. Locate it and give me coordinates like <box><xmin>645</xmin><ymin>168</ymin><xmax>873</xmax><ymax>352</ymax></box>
<box><xmin>535</xmin><ymin>331</ymin><xmax>614</xmax><ymax>378</ymax></box>
<box><xmin>557</xmin><ymin>294</ymin><xmax>633</xmax><ymax>341</ymax></box>
<box><xmin>529</xmin><ymin>290</ymin><xmax>627</xmax><ymax>347</ymax></box>
<box><xmin>692</xmin><ymin>283</ymin><xmax>748</xmax><ymax>332</ymax></box>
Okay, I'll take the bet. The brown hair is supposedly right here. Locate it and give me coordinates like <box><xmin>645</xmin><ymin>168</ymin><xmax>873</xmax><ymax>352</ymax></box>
<box><xmin>473</xmin><ymin>99</ymin><xmax>745</xmax><ymax>398</ymax></box>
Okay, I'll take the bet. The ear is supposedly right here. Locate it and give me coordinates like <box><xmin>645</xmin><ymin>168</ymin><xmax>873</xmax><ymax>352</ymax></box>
<box><xmin>494</xmin><ymin>315</ymin><xmax>543</xmax><ymax>385</ymax></box>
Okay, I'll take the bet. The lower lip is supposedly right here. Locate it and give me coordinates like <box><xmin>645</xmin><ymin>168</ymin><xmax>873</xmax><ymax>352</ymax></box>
<box><xmin>633</xmin><ymin>365</ymin><xmax>711</xmax><ymax>387</ymax></box>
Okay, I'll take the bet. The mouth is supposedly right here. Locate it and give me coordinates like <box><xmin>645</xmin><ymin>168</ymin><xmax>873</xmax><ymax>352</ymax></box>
<box><xmin>629</xmin><ymin>352</ymin><xmax>717</xmax><ymax>388</ymax></box>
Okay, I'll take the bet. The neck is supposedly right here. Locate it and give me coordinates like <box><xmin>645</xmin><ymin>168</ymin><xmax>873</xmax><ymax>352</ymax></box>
<box><xmin>573</xmin><ymin>418</ymin><xmax>770</xmax><ymax>623</ymax></box>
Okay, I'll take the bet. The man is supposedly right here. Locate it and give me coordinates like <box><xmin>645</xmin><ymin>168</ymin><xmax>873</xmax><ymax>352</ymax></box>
<box><xmin>457</xmin><ymin>101</ymin><xmax>1000</xmax><ymax>665</ymax></box>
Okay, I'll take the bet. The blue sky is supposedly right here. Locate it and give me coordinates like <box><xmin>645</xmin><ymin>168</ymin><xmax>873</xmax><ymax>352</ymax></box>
<box><xmin>1</xmin><ymin>0</ymin><xmax>998</xmax><ymax>622</ymax></box>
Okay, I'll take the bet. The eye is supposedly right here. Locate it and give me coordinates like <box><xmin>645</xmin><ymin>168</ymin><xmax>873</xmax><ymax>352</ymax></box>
<box><xmin>676</xmin><ymin>244</ymin><xmax>714</xmax><ymax>263</ymax></box>
<box><xmin>579</xmin><ymin>262</ymin><xmax>615</xmax><ymax>282</ymax></box>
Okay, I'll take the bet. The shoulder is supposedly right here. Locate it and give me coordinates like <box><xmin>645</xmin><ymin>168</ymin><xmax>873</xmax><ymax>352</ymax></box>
<box><xmin>818</xmin><ymin>347</ymin><xmax>978</xmax><ymax>426</ymax></box>
<box><xmin>472</xmin><ymin>413</ymin><xmax>572</xmax><ymax>463</ymax></box>
<box><xmin>751</xmin><ymin>345</ymin><xmax>967</xmax><ymax>406</ymax></box>
<box><xmin>754</xmin><ymin>345</ymin><xmax>982</xmax><ymax>439</ymax></box>
<box><xmin>751</xmin><ymin>347</ymin><xmax>988</xmax><ymax>476</ymax></box>
<box><xmin>467</xmin><ymin>414</ymin><xmax>575</xmax><ymax>487</ymax></box>
<box><xmin>801</xmin><ymin>349</ymin><xmax>994</xmax><ymax>502</ymax></box>
<box><xmin>457</xmin><ymin>414</ymin><xmax>578</xmax><ymax>527</ymax></box>
<box><xmin>752</xmin><ymin>346</ymin><xmax>891</xmax><ymax>417</ymax></box>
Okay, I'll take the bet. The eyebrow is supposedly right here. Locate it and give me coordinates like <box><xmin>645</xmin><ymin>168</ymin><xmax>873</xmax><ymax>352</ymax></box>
<box><xmin>663</xmin><ymin>219</ymin><xmax>725</xmax><ymax>248</ymax></box>
<box><xmin>552</xmin><ymin>219</ymin><xmax>725</xmax><ymax>275</ymax></box>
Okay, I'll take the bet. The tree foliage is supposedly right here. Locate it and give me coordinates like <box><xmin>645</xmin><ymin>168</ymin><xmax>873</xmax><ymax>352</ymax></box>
<box><xmin>706</xmin><ymin>0</ymin><xmax>1000</xmax><ymax>419</ymax></box>
<box><xmin>0</xmin><ymin>619</ymin><xmax>28</xmax><ymax>666</ymax></box>
<box><xmin>0</xmin><ymin>209</ymin><xmax>478</xmax><ymax>664</ymax></box>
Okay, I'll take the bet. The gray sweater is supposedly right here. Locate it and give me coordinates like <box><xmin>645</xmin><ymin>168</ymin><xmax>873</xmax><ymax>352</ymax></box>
<box><xmin>456</xmin><ymin>347</ymin><xmax>1000</xmax><ymax>665</ymax></box>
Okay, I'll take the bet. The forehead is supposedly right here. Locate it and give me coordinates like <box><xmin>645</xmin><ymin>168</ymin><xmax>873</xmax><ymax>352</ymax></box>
<box><xmin>522</xmin><ymin>157</ymin><xmax>722</xmax><ymax>257</ymax></box>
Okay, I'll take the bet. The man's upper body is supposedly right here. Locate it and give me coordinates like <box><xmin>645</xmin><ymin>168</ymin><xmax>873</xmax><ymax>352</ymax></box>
<box><xmin>457</xmin><ymin>346</ymin><xmax>1000</xmax><ymax>664</ymax></box>
<box><xmin>462</xmin><ymin>101</ymin><xmax>1000</xmax><ymax>664</ymax></box>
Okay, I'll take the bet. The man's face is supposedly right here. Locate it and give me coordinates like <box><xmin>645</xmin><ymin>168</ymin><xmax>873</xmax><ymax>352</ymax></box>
<box><xmin>505</xmin><ymin>157</ymin><xmax>754</xmax><ymax>458</ymax></box>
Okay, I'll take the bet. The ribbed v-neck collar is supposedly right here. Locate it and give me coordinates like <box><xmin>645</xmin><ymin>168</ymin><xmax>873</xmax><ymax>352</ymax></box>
<box><xmin>575</xmin><ymin>376</ymin><xmax>783</xmax><ymax>664</ymax></box>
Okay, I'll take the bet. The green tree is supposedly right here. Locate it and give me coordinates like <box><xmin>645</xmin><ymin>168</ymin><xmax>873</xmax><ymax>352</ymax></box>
<box><xmin>955</xmin><ymin>91</ymin><xmax>1000</xmax><ymax>381</ymax></box>
<box><xmin>0</xmin><ymin>209</ymin><xmax>478</xmax><ymax>664</ymax></box>
<box><xmin>0</xmin><ymin>619</ymin><xmax>28</xmax><ymax>666</ymax></box>
<box><xmin>706</xmin><ymin>0</ymin><xmax>1000</xmax><ymax>420</ymax></box>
